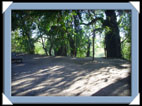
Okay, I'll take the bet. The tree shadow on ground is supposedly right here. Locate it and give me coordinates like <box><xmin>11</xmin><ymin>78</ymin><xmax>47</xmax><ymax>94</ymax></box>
<box><xmin>11</xmin><ymin>55</ymin><xmax>131</xmax><ymax>96</ymax></box>
<box><xmin>91</xmin><ymin>75</ymin><xmax>131</xmax><ymax>96</ymax></box>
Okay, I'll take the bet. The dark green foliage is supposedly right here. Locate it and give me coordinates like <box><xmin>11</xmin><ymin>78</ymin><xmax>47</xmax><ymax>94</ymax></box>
<box><xmin>118</xmin><ymin>10</ymin><xmax>131</xmax><ymax>60</ymax></box>
<box><xmin>11</xmin><ymin>10</ymin><xmax>131</xmax><ymax>60</ymax></box>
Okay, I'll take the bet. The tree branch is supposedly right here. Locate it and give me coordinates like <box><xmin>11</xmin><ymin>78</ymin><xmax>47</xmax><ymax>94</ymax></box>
<box><xmin>93</xmin><ymin>28</ymin><xmax>102</xmax><ymax>32</ymax></box>
<box><xmin>81</xmin><ymin>17</ymin><xmax>104</xmax><ymax>26</ymax></box>
<box><xmin>121</xmin><ymin>36</ymin><xmax>128</xmax><ymax>43</ymax></box>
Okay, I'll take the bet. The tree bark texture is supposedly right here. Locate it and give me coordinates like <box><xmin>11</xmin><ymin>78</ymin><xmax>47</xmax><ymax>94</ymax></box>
<box><xmin>104</xmin><ymin>10</ymin><xmax>122</xmax><ymax>58</ymax></box>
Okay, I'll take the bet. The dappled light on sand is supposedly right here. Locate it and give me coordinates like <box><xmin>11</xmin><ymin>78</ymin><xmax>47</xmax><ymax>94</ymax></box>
<box><xmin>12</xmin><ymin>55</ymin><xmax>131</xmax><ymax>96</ymax></box>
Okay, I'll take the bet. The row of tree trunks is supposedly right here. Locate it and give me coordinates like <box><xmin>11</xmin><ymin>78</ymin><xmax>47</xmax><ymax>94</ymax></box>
<box><xmin>16</xmin><ymin>10</ymin><xmax>122</xmax><ymax>58</ymax></box>
<box><xmin>54</xmin><ymin>45</ymin><xmax>67</xmax><ymax>56</ymax></box>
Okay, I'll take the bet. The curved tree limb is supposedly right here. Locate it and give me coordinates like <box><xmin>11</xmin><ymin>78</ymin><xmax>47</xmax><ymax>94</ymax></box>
<box><xmin>121</xmin><ymin>36</ymin><xmax>129</xmax><ymax>43</ymax></box>
<box><xmin>81</xmin><ymin>17</ymin><xmax>104</xmax><ymax>26</ymax></box>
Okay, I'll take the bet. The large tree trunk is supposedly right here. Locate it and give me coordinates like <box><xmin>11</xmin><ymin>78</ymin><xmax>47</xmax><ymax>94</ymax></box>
<box><xmin>26</xmin><ymin>32</ymin><xmax>35</xmax><ymax>54</ymax></box>
<box><xmin>49</xmin><ymin>37</ymin><xmax>53</xmax><ymax>56</ymax></box>
<box><xmin>68</xmin><ymin>34</ymin><xmax>76</xmax><ymax>57</ymax></box>
<box><xmin>73</xmin><ymin>14</ymin><xmax>81</xmax><ymax>57</ymax></box>
<box><xmin>49</xmin><ymin>44</ymin><xmax>53</xmax><ymax>56</ymax></box>
<box><xmin>41</xmin><ymin>36</ymin><xmax>48</xmax><ymax>55</ymax></box>
<box><xmin>104</xmin><ymin>10</ymin><xmax>122</xmax><ymax>58</ymax></box>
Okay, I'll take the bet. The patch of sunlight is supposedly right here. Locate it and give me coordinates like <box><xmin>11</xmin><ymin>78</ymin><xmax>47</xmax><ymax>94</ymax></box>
<box><xmin>108</xmin><ymin>68</ymin><xmax>116</xmax><ymax>73</ymax></box>
<box><xmin>72</xmin><ymin>71</ymin><xmax>78</xmax><ymax>74</ymax></box>
<box><xmin>121</xmin><ymin>64</ymin><xmax>130</xmax><ymax>67</ymax></box>
<box><xmin>54</xmin><ymin>77</ymin><xmax>63</xmax><ymax>82</ymax></box>
<box><xmin>34</xmin><ymin>65</ymin><xmax>64</xmax><ymax>76</ymax></box>
<box><xmin>12</xmin><ymin>90</ymin><xmax>17</xmax><ymax>94</ymax></box>
<box><xmin>31</xmin><ymin>86</ymin><xmax>45</xmax><ymax>91</ymax></box>
<box><xmin>87</xmin><ymin>77</ymin><xmax>96</xmax><ymax>84</ymax></box>
<box><xmin>33</xmin><ymin>57</ymin><xmax>42</xmax><ymax>60</ymax></box>
<box><xmin>37</xmin><ymin>79</ymin><xmax>54</xmax><ymax>87</ymax></box>
<box><xmin>71</xmin><ymin>57</ymin><xmax>77</xmax><ymax>60</ymax></box>
<box><xmin>16</xmin><ymin>73</ymin><xmax>35</xmax><ymax>80</ymax></box>
<box><xmin>12</xmin><ymin>78</ymin><xmax>35</xmax><ymax>86</ymax></box>
<box><xmin>37</xmin><ymin>77</ymin><xmax>63</xmax><ymax>87</ymax></box>
<box><xmin>39</xmin><ymin>88</ymin><xmax>62</xmax><ymax>96</ymax></box>
<box><xmin>15</xmin><ymin>82</ymin><xmax>32</xmax><ymax>89</ymax></box>
<box><xmin>86</xmin><ymin>79</ymin><xmax>118</xmax><ymax>95</ymax></box>
<box><xmin>60</xmin><ymin>86</ymin><xmax>85</xmax><ymax>96</ymax></box>
<box><xmin>42</xmin><ymin>56</ymin><xmax>50</xmax><ymax>58</ymax></box>
<box><xmin>117</xmin><ymin>71</ymin><xmax>130</xmax><ymax>78</ymax></box>
<box><xmin>63</xmin><ymin>79</ymin><xmax>87</xmax><ymax>92</ymax></box>
<box><xmin>35</xmin><ymin>68</ymin><xmax>49</xmax><ymax>74</ymax></box>
<box><xmin>17</xmin><ymin>86</ymin><xmax>45</xmax><ymax>96</ymax></box>
<box><xmin>73</xmin><ymin>76</ymin><xmax>83</xmax><ymax>82</ymax></box>
<box><xmin>54</xmin><ymin>56</ymin><xmax>64</xmax><ymax>58</ymax></box>
<box><xmin>34</xmin><ymin>72</ymin><xmax>48</xmax><ymax>76</ymax></box>
<box><xmin>49</xmin><ymin>65</ymin><xmax>64</xmax><ymax>72</ymax></box>
<box><xmin>76</xmin><ymin>71</ymin><xmax>86</xmax><ymax>76</ymax></box>
<box><xmin>92</xmin><ymin>74</ymin><xmax>107</xmax><ymax>80</ymax></box>
<box><xmin>55</xmin><ymin>81</ymin><xmax>66</xmax><ymax>87</ymax></box>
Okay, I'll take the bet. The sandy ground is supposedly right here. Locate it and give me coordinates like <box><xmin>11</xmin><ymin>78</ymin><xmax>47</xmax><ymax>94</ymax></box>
<box><xmin>12</xmin><ymin>54</ymin><xmax>131</xmax><ymax>96</ymax></box>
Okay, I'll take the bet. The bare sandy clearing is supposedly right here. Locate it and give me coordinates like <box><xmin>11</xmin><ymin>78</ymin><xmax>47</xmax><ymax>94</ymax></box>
<box><xmin>12</xmin><ymin>55</ymin><xmax>131</xmax><ymax>96</ymax></box>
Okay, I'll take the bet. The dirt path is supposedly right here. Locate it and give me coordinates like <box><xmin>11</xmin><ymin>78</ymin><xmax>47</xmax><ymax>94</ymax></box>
<box><xmin>12</xmin><ymin>55</ymin><xmax>131</xmax><ymax>96</ymax></box>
